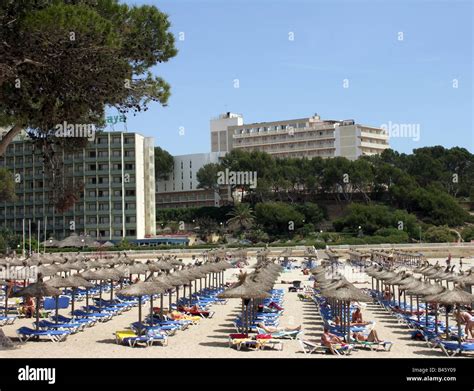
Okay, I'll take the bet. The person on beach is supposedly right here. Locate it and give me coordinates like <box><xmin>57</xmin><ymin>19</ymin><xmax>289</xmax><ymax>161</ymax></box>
<box><xmin>446</xmin><ymin>254</ymin><xmax>451</xmax><ymax>268</ymax></box>
<box><xmin>20</xmin><ymin>296</ymin><xmax>35</xmax><ymax>318</ymax></box>
<box><xmin>352</xmin><ymin>329</ymin><xmax>382</xmax><ymax>343</ymax></box>
<box><xmin>383</xmin><ymin>288</ymin><xmax>392</xmax><ymax>300</ymax></box>
<box><xmin>321</xmin><ymin>327</ymin><xmax>345</xmax><ymax>355</ymax></box>
<box><xmin>456</xmin><ymin>310</ymin><xmax>474</xmax><ymax>339</ymax></box>
<box><xmin>352</xmin><ymin>307</ymin><xmax>364</xmax><ymax>323</ymax></box>
<box><xmin>334</xmin><ymin>315</ymin><xmax>370</xmax><ymax>327</ymax></box>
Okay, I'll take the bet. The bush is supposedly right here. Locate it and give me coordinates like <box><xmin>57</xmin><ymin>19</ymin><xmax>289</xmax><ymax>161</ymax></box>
<box><xmin>406</xmin><ymin>186</ymin><xmax>469</xmax><ymax>226</ymax></box>
<box><xmin>295</xmin><ymin>203</ymin><xmax>325</xmax><ymax>225</ymax></box>
<box><xmin>461</xmin><ymin>226</ymin><xmax>474</xmax><ymax>242</ymax></box>
<box><xmin>424</xmin><ymin>226</ymin><xmax>458</xmax><ymax>243</ymax></box>
<box><xmin>333</xmin><ymin>203</ymin><xmax>419</xmax><ymax>238</ymax></box>
<box><xmin>255</xmin><ymin>202</ymin><xmax>304</xmax><ymax>237</ymax></box>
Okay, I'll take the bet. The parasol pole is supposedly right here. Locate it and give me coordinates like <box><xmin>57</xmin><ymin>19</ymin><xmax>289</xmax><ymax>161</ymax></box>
<box><xmin>150</xmin><ymin>295</ymin><xmax>154</xmax><ymax>326</ymax></box>
<box><xmin>445</xmin><ymin>304</ymin><xmax>449</xmax><ymax>340</ymax></box>
<box><xmin>160</xmin><ymin>292</ymin><xmax>164</xmax><ymax>321</ymax></box>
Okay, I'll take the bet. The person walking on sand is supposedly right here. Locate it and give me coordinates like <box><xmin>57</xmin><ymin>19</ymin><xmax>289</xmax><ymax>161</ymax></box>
<box><xmin>456</xmin><ymin>310</ymin><xmax>474</xmax><ymax>339</ymax></box>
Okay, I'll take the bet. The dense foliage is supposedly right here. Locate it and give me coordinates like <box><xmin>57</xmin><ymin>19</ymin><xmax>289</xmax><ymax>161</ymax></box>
<box><xmin>196</xmin><ymin>147</ymin><xmax>473</xmax><ymax>228</ymax></box>
<box><xmin>154</xmin><ymin>146</ymin><xmax>174</xmax><ymax>180</ymax></box>
<box><xmin>0</xmin><ymin>0</ymin><xmax>177</xmax><ymax>211</ymax></box>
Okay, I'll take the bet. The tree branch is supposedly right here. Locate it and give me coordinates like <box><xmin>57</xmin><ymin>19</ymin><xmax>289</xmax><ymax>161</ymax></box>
<box><xmin>0</xmin><ymin>124</ymin><xmax>23</xmax><ymax>156</ymax></box>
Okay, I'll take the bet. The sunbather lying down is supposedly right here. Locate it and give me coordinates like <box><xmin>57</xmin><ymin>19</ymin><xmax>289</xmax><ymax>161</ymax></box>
<box><xmin>352</xmin><ymin>329</ymin><xmax>383</xmax><ymax>343</ymax></box>
<box><xmin>258</xmin><ymin>322</ymin><xmax>301</xmax><ymax>333</ymax></box>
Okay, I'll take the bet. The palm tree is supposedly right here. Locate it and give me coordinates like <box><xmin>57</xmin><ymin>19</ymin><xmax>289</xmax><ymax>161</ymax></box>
<box><xmin>227</xmin><ymin>203</ymin><xmax>255</xmax><ymax>233</ymax></box>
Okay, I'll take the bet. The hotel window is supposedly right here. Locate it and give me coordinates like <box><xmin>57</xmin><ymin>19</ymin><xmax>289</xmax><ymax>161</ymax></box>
<box><xmin>98</xmin><ymin>203</ymin><xmax>109</xmax><ymax>211</ymax></box>
<box><xmin>180</xmin><ymin>161</ymin><xmax>183</xmax><ymax>169</ymax></box>
<box><xmin>99</xmin><ymin>217</ymin><xmax>109</xmax><ymax>224</ymax></box>
<box><xmin>189</xmin><ymin>160</ymin><xmax>192</xmax><ymax>168</ymax></box>
<box><xmin>112</xmin><ymin>150</ymin><xmax>121</xmax><ymax>157</ymax></box>
<box><xmin>112</xmin><ymin>137</ymin><xmax>121</xmax><ymax>144</ymax></box>
<box><xmin>98</xmin><ymin>164</ymin><xmax>109</xmax><ymax>171</ymax></box>
<box><xmin>125</xmin><ymin>203</ymin><xmax>135</xmax><ymax>210</ymax></box>
<box><xmin>98</xmin><ymin>151</ymin><xmax>108</xmax><ymax>157</ymax></box>
<box><xmin>113</xmin><ymin>216</ymin><xmax>122</xmax><ymax>223</ymax></box>
<box><xmin>124</xmin><ymin>150</ymin><xmax>135</xmax><ymax>157</ymax></box>
<box><xmin>112</xmin><ymin>176</ymin><xmax>122</xmax><ymax>184</ymax></box>
<box><xmin>125</xmin><ymin>216</ymin><xmax>136</xmax><ymax>223</ymax></box>
<box><xmin>112</xmin><ymin>163</ymin><xmax>122</xmax><ymax>170</ymax></box>
<box><xmin>113</xmin><ymin>202</ymin><xmax>122</xmax><ymax>209</ymax></box>
<box><xmin>113</xmin><ymin>190</ymin><xmax>122</xmax><ymax>197</ymax></box>
<box><xmin>125</xmin><ymin>190</ymin><xmax>135</xmax><ymax>197</ymax></box>
<box><xmin>98</xmin><ymin>190</ymin><xmax>109</xmax><ymax>197</ymax></box>
<box><xmin>89</xmin><ymin>151</ymin><xmax>96</xmax><ymax>158</ymax></box>
<box><xmin>87</xmin><ymin>204</ymin><xmax>96</xmax><ymax>211</ymax></box>
<box><xmin>89</xmin><ymin>164</ymin><xmax>96</xmax><ymax>171</ymax></box>
<box><xmin>125</xmin><ymin>163</ymin><xmax>134</xmax><ymax>170</ymax></box>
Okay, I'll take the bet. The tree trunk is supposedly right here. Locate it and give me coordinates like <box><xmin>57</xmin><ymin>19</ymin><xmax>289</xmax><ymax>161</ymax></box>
<box><xmin>0</xmin><ymin>124</ymin><xmax>23</xmax><ymax>156</ymax></box>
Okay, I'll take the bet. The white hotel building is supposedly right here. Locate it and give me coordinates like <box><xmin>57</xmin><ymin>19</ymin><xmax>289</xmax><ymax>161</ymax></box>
<box><xmin>211</xmin><ymin>112</ymin><xmax>389</xmax><ymax>160</ymax></box>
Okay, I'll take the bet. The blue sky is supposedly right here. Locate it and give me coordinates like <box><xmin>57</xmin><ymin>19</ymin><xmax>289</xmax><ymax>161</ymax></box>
<box><xmin>115</xmin><ymin>0</ymin><xmax>473</xmax><ymax>155</ymax></box>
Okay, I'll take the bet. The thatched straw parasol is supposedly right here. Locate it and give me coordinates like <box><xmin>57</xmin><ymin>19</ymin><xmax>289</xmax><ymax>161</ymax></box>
<box><xmin>117</xmin><ymin>281</ymin><xmax>168</xmax><ymax>324</ymax></box>
<box><xmin>12</xmin><ymin>282</ymin><xmax>61</xmax><ymax>330</ymax></box>
<box><xmin>424</xmin><ymin>287</ymin><xmax>474</xmax><ymax>344</ymax></box>
<box><xmin>37</xmin><ymin>265</ymin><xmax>61</xmax><ymax>277</ymax></box>
<box><xmin>321</xmin><ymin>283</ymin><xmax>371</xmax><ymax>342</ymax></box>
<box><xmin>219</xmin><ymin>273</ymin><xmax>270</xmax><ymax>332</ymax></box>
<box><xmin>125</xmin><ymin>263</ymin><xmax>149</xmax><ymax>275</ymax></box>
<box><xmin>41</xmin><ymin>237</ymin><xmax>59</xmax><ymax>248</ymax></box>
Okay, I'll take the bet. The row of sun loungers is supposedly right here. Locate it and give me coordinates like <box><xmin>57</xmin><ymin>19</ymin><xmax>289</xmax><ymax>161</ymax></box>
<box><xmin>370</xmin><ymin>289</ymin><xmax>473</xmax><ymax>357</ymax></box>
<box><xmin>228</xmin><ymin>289</ymin><xmax>301</xmax><ymax>351</ymax></box>
<box><xmin>114</xmin><ymin>287</ymin><xmax>225</xmax><ymax>348</ymax></box>
<box><xmin>15</xmin><ymin>285</ymin><xmax>138</xmax><ymax>343</ymax></box>
<box><xmin>305</xmin><ymin>288</ymin><xmax>393</xmax><ymax>354</ymax></box>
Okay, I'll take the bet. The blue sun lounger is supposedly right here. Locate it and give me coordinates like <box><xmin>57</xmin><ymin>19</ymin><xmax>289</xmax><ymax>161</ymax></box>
<box><xmin>0</xmin><ymin>315</ymin><xmax>17</xmax><ymax>326</ymax></box>
<box><xmin>35</xmin><ymin>320</ymin><xmax>84</xmax><ymax>333</ymax></box>
<box><xmin>17</xmin><ymin>326</ymin><xmax>70</xmax><ymax>342</ymax></box>
<box><xmin>72</xmin><ymin>310</ymin><xmax>113</xmax><ymax>322</ymax></box>
<box><xmin>131</xmin><ymin>321</ymin><xmax>178</xmax><ymax>336</ymax></box>
<box><xmin>256</xmin><ymin>326</ymin><xmax>302</xmax><ymax>340</ymax></box>
<box><xmin>51</xmin><ymin>315</ymin><xmax>96</xmax><ymax>327</ymax></box>
<box><xmin>438</xmin><ymin>341</ymin><xmax>474</xmax><ymax>357</ymax></box>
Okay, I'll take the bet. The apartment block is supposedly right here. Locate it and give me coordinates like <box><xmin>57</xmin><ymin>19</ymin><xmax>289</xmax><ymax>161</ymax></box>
<box><xmin>156</xmin><ymin>152</ymin><xmax>230</xmax><ymax>209</ymax></box>
<box><xmin>0</xmin><ymin>132</ymin><xmax>156</xmax><ymax>241</ymax></box>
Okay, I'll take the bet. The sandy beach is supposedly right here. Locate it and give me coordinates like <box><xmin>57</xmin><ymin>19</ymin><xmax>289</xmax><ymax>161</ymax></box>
<box><xmin>2</xmin><ymin>255</ymin><xmax>471</xmax><ymax>359</ymax></box>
